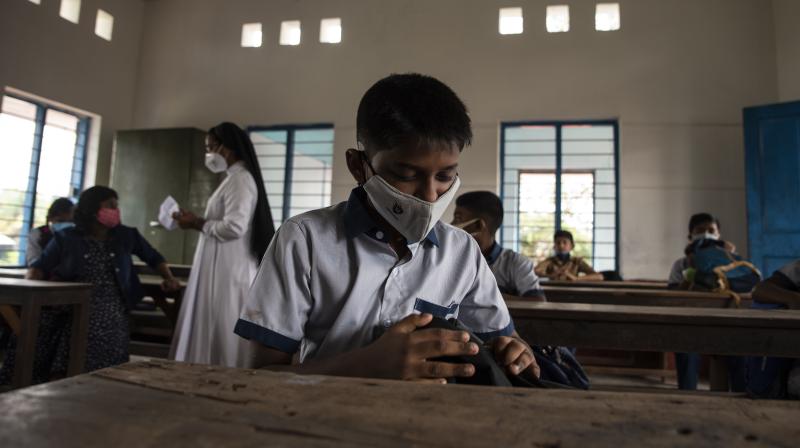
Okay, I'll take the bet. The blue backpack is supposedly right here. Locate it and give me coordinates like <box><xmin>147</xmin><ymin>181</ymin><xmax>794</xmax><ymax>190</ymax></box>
<box><xmin>687</xmin><ymin>239</ymin><xmax>762</xmax><ymax>295</ymax></box>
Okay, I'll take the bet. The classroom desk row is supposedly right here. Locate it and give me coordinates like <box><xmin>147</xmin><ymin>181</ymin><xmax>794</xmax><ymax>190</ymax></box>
<box><xmin>0</xmin><ymin>359</ymin><xmax>797</xmax><ymax>447</ymax></box>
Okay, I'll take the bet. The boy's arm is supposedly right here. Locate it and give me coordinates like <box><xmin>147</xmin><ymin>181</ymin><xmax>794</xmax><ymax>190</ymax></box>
<box><xmin>533</xmin><ymin>259</ymin><xmax>549</xmax><ymax>277</ymax></box>
<box><xmin>576</xmin><ymin>259</ymin><xmax>604</xmax><ymax>281</ymax></box>
<box><xmin>753</xmin><ymin>271</ymin><xmax>800</xmax><ymax>309</ymax></box>
<box><xmin>250</xmin><ymin>313</ymin><xmax>479</xmax><ymax>381</ymax></box>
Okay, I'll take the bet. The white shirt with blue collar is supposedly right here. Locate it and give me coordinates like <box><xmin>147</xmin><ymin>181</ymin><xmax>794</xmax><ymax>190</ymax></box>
<box><xmin>235</xmin><ymin>187</ymin><xmax>514</xmax><ymax>362</ymax></box>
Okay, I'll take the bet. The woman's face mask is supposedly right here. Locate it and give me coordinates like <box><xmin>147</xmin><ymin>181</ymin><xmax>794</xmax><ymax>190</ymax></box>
<box><xmin>360</xmin><ymin>152</ymin><xmax>461</xmax><ymax>244</ymax></box>
<box><xmin>97</xmin><ymin>207</ymin><xmax>121</xmax><ymax>228</ymax></box>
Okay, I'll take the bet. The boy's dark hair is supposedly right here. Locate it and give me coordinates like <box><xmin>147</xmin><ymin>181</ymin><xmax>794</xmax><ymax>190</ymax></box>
<box><xmin>356</xmin><ymin>73</ymin><xmax>472</xmax><ymax>152</ymax></box>
<box><xmin>74</xmin><ymin>186</ymin><xmax>118</xmax><ymax>231</ymax></box>
<box><xmin>46</xmin><ymin>197</ymin><xmax>75</xmax><ymax>220</ymax></box>
<box><xmin>688</xmin><ymin>213</ymin><xmax>721</xmax><ymax>233</ymax></box>
<box><xmin>554</xmin><ymin>230</ymin><xmax>574</xmax><ymax>245</ymax></box>
<box><xmin>455</xmin><ymin>191</ymin><xmax>503</xmax><ymax>234</ymax></box>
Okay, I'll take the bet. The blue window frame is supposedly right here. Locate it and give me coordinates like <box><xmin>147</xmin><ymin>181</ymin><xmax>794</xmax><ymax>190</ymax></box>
<box><xmin>0</xmin><ymin>94</ymin><xmax>90</xmax><ymax>266</ymax></box>
<box><xmin>248</xmin><ymin>124</ymin><xmax>334</xmax><ymax>227</ymax></box>
<box><xmin>500</xmin><ymin>120</ymin><xmax>620</xmax><ymax>272</ymax></box>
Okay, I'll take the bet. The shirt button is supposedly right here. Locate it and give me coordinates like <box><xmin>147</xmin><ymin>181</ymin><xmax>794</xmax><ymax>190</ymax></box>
<box><xmin>382</xmin><ymin>318</ymin><xmax>393</xmax><ymax>328</ymax></box>
<box><xmin>375</xmin><ymin>231</ymin><xmax>384</xmax><ymax>240</ymax></box>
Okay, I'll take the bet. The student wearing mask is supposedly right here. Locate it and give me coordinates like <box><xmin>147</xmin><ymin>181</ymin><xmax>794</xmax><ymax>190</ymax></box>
<box><xmin>452</xmin><ymin>191</ymin><xmax>545</xmax><ymax>301</ymax></box>
<box><xmin>235</xmin><ymin>73</ymin><xmax>539</xmax><ymax>381</ymax></box>
<box><xmin>170</xmin><ymin>122</ymin><xmax>274</xmax><ymax>368</ymax></box>
<box><xmin>667</xmin><ymin>213</ymin><xmax>737</xmax><ymax>289</ymax></box>
<box><xmin>0</xmin><ymin>186</ymin><xmax>180</xmax><ymax>385</ymax></box>
<box><xmin>668</xmin><ymin>212</ymin><xmax>738</xmax><ymax>390</ymax></box>
<box><xmin>534</xmin><ymin>231</ymin><xmax>603</xmax><ymax>281</ymax></box>
<box><xmin>25</xmin><ymin>197</ymin><xmax>75</xmax><ymax>266</ymax></box>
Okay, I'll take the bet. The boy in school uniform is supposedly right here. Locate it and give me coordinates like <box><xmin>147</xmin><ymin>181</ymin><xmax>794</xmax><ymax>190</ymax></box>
<box><xmin>534</xmin><ymin>231</ymin><xmax>603</xmax><ymax>281</ymax></box>
<box><xmin>667</xmin><ymin>213</ymin><xmax>737</xmax><ymax>289</ymax></box>
<box><xmin>452</xmin><ymin>191</ymin><xmax>545</xmax><ymax>301</ymax></box>
<box><xmin>235</xmin><ymin>74</ymin><xmax>539</xmax><ymax>382</ymax></box>
<box><xmin>667</xmin><ymin>212</ymin><xmax>738</xmax><ymax>390</ymax></box>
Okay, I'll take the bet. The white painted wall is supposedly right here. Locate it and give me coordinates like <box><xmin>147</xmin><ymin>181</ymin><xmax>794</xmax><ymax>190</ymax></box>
<box><xmin>0</xmin><ymin>0</ymin><xmax>145</xmax><ymax>186</ymax></box>
<box><xmin>129</xmin><ymin>0</ymin><xmax>781</xmax><ymax>279</ymax></box>
<box><xmin>773</xmin><ymin>0</ymin><xmax>800</xmax><ymax>102</ymax></box>
<box><xmin>3</xmin><ymin>0</ymin><xmax>787</xmax><ymax>279</ymax></box>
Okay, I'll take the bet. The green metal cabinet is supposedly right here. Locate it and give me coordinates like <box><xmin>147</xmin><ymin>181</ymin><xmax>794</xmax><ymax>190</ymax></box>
<box><xmin>110</xmin><ymin>128</ymin><xmax>218</xmax><ymax>264</ymax></box>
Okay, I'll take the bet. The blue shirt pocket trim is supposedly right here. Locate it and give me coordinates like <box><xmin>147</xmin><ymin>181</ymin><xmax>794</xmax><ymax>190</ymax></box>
<box><xmin>413</xmin><ymin>298</ymin><xmax>459</xmax><ymax>319</ymax></box>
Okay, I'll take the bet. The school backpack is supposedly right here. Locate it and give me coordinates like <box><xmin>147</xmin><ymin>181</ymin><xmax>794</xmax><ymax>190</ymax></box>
<box><xmin>686</xmin><ymin>239</ymin><xmax>762</xmax><ymax>301</ymax></box>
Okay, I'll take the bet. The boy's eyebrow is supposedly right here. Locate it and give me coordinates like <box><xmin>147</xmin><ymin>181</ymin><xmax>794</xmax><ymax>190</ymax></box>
<box><xmin>395</xmin><ymin>162</ymin><xmax>459</xmax><ymax>171</ymax></box>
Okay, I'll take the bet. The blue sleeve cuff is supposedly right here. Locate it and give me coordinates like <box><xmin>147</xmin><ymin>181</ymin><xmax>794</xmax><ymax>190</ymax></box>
<box><xmin>475</xmin><ymin>321</ymin><xmax>515</xmax><ymax>342</ymax></box>
<box><xmin>234</xmin><ymin>319</ymin><xmax>301</xmax><ymax>354</ymax></box>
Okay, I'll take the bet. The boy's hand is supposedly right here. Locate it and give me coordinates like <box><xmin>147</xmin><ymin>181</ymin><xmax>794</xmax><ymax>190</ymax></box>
<box><xmin>491</xmin><ymin>336</ymin><xmax>540</xmax><ymax>378</ymax></box>
<box><xmin>361</xmin><ymin>313</ymin><xmax>479</xmax><ymax>382</ymax></box>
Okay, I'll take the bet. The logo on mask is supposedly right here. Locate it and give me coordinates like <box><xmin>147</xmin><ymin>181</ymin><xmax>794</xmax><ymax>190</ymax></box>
<box><xmin>392</xmin><ymin>202</ymin><xmax>403</xmax><ymax>215</ymax></box>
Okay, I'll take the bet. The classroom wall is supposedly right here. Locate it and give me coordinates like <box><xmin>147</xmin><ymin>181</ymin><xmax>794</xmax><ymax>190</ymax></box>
<box><xmin>773</xmin><ymin>0</ymin><xmax>800</xmax><ymax>102</ymax></box>
<box><xmin>128</xmin><ymin>0</ymin><xmax>779</xmax><ymax>279</ymax></box>
<box><xmin>0</xmin><ymin>0</ymin><xmax>145</xmax><ymax>186</ymax></box>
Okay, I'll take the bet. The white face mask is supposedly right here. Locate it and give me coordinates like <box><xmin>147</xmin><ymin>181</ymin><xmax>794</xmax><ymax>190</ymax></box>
<box><xmin>205</xmin><ymin>152</ymin><xmax>228</xmax><ymax>173</ymax></box>
<box><xmin>362</xmin><ymin>175</ymin><xmax>461</xmax><ymax>244</ymax></box>
<box><xmin>692</xmin><ymin>232</ymin><xmax>719</xmax><ymax>241</ymax></box>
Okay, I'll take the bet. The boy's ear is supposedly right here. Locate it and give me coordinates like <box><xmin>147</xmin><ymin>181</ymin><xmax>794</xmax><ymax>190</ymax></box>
<box><xmin>345</xmin><ymin>148</ymin><xmax>367</xmax><ymax>185</ymax></box>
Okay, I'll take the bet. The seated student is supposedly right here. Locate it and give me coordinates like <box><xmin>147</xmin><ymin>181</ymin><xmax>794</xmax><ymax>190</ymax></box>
<box><xmin>534</xmin><ymin>231</ymin><xmax>603</xmax><ymax>281</ymax></box>
<box><xmin>667</xmin><ymin>212</ymin><xmax>740</xmax><ymax>391</ymax></box>
<box><xmin>25</xmin><ymin>197</ymin><xmax>75</xmax><ymax>266</ymax></box>
<box><xmin>235</xmin><ymin>73</ymin><xmax>540</xmax><ymax>382</ymax></box>
<box><xmin>452</xmin><ymin>191</ymin><xmax>545</xmax><ymax>301</ymax></box>
<box><xmin>752</xmin><ymin>260</ymin><xmax>800</xmax><ymax>309</ymax></box>
<box><xmin>0</xmin><ymin>186</ymin><xmax>181</xmax><ymax>385</ymax></box>
<box><xmin>667</xmin><ymin>212</ymin><xmax>737</xmax><ymax>289</ymax></box>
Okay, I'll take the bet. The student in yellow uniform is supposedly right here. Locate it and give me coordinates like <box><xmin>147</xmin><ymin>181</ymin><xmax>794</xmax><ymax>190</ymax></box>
<box><xmin>534</xmin><ymin>230</ymin><xmax>603</xmax><ymax>281</ymax></box>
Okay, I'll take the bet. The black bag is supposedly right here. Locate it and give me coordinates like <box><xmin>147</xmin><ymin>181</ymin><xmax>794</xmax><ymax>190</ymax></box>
<box><xmin>420</xmin><ymin>317</ymin><xmax>584</xmax><ymax>389</ymax></box>
<box><xmin>532</xmin><ymin>346</ymin><xmax>591</xmax><ymax>390</ymax></box>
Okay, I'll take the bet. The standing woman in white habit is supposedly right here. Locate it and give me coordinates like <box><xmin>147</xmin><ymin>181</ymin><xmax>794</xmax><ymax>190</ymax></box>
<box><xmin>170</xmin><ymin>122</ymin><xmax>275</xmax><ymax>367</ymax></box>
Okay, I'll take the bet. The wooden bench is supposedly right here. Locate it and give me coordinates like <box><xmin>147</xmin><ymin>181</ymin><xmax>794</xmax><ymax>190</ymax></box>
<box><xmin>509</xmin><ymin>301</ymin><xmax>800</xmax><ymax>357</ymax></box>
<box><xmin>133</xmin><ymin>262</ymin><xmax>191</xmax><ymax>280</ymax></box>
<box><xmin>0</xmin><ymin>360</ymin><xmax>796</xmax><ymax>447</ymax></box>
<box><xmin>542</xmin><ymin>286</ymin><xmax>751</xmax><ymax>308</ymax></box>
<box><xmin>542</xmin><ymin>280</ymin><xmax>669</xmax><ymax>289</ymax></box>
<box><xmin>0</xmin><ymin>278</ymin><xmax>92</xmax><ymax>389</ymax></box>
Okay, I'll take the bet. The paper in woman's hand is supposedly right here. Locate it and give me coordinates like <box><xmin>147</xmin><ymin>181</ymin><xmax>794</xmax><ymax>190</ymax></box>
<box><xmin>158</xmin><ymin>195</ymin><xmax>180</xmax><ymax>230</ymax></box>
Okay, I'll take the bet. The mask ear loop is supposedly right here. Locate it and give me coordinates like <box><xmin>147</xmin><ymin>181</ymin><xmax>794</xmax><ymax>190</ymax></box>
<box><xmin>357</xmin><ymin>150</ymin><xmax>377</xmax><ymax>186</ymax></box>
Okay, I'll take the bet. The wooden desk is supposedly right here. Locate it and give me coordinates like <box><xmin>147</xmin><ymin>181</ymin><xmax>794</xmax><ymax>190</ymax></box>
<box><xmin>134</xmin><ymin>262</ymin><xmax>191</xmax><ymax>279</ymax></box>
<box><xmin>138</xmin><ymin>275</ymin><xmax>186</xmax><ymax>326</ymax></box>
<box><xmin>509</xmin><ymin>301</ymin><xmax>800</xmax><ymax>357</ymax></box>
<box><xmin>0</xmin><ymin>360</ymin><xmax>797</xmax><ymax>447</ymax></box>
<box><xmin>542</xmin><ymin>286</ymin><xmax>751</xmax><ymax>308</ymax></box>
<box><xmin>0</xmin><ymin>268</ymin><xmax>26</xmax><ymax>279</ymax></box>
<box><xmin>543</xmin><ymin>280</ymin><xmax>669</xmax><ymax>289</ymax></box>
<box><xmin>0</xmin><ymin>278</ymin><xmax>92</xmax><ymax>389</ymax></box>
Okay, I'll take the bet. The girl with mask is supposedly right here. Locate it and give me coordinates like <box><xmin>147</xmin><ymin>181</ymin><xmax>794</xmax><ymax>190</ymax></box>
<box><xmin>170</xmin><ymin>122</ymin><xmax>274</xmax><ymax>368</ymax></box>
<box><xmin>0</xmin><ymin>186</ymin><xmax>180</xmax><ymax>385</ymax></box>
<box><xmin>25</xmin><ymin>197</ymin><xmax>75</xmax><ymax>266</ymax></box>
<box><xmin>534</xmin><ymin>230</ymin><xmax>603</xmax><ymax>281</ymax></box>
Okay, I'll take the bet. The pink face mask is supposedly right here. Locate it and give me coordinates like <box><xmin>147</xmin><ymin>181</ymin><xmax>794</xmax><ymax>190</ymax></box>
<box><xmin>97</xmin><ymin>207</ymin><xmax>121</xmax><ymax>228</ymax></box>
